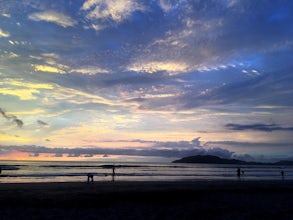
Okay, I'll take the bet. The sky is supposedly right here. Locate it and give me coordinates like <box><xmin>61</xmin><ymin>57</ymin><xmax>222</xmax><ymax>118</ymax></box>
<box><xmin>0</xmin><ymin>0</ymin><xmax>292</xmax><ymax>162</ymax></box>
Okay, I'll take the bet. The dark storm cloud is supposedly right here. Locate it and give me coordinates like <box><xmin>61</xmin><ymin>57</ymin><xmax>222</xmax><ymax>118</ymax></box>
<box><xmin>225</xmin><ymin>123</ymin><xmax>293</xmax><ymax>132</ymax></box>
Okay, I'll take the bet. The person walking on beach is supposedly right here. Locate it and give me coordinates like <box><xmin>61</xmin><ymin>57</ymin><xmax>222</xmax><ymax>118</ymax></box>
<box><xmin>87</xmin><ymin>173</ymin><xmax>94</xmax><ymax>184</ymax></box>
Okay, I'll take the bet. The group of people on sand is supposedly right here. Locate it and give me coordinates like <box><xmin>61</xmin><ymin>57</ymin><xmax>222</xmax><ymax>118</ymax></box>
<box><xmin>237</xmin><ymin>167</ymin><xmax>286</xmax><ymax>179</ymax></box>
<box><xmin>87</xmin><ymin>166</ymin><xmax>116</xmax><ymax>184</ymax></box>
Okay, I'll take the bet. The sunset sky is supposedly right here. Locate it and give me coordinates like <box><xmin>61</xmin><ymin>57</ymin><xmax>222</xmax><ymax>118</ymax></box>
<box><xmin>0</xmin><ymin>0</ymin><xmax>292</xmax><ymax>162</ymax></box>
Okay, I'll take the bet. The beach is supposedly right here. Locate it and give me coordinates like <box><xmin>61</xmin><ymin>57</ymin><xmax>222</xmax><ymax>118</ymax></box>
<box><xmin>0</xmin><ymin>180</ymin><xmax>292</xmax><ymax>219</ymax></box>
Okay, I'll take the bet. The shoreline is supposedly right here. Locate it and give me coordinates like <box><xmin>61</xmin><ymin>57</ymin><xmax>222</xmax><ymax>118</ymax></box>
<box><xmin>0</xmin><ymin>180</ymin><xmax>293</xmax><ymax>219</ymax></box>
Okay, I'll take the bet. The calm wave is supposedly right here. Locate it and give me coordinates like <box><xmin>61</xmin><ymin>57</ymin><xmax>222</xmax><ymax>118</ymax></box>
<box><xmin>0</xmin><ymin>160</ymin><xmax>292</xmax><ymax>183</ymax></box>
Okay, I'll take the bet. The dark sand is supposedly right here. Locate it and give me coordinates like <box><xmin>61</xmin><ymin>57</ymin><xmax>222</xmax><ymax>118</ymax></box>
<box><xmin>0</xmin><ymin>180</ymin><xmax>292</xmax><ymax>219</ymax></box>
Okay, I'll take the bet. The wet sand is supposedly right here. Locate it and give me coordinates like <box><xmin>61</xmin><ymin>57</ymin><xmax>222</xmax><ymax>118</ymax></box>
<box><xmin>0</xmin><ymin>180</ymin><xmax>292</xmax><ymax>219</ymax></box>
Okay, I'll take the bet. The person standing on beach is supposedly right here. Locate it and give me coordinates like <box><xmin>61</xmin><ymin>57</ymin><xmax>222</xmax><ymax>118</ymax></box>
<box><xmin>237</xmin><ymin>168</ymin><xmax>241</xmax><ymax>178</ymax></box>
<box><xmin>281</xmin><ymin>170</ymin><xmax>285</xmax><ymax>179</ymax></box>
<box><xmin>112</xmin><ymin>166</ymin><xmax>115</xmax><ymax>182</ymax></box>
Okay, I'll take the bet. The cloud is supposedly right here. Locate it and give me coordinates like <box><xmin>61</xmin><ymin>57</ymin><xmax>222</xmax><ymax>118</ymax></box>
<box><xmin>0</xmin><ymin>137</ymin><xmax>234</xmax><ymax>159</ymax></box>
<box><xmin>205</xmin><ymin>140</ymin><xmax>293</xmax><ymax>149</ymax></box>
<box><xmin>1</xmin><ymin>0</ymin><xmax>292</xmax><ymax>162</ymax></box>
<box><xmin>1</xmin><ymin>13</ymin><xmax>11</xmax><ymax>18</ymax></box>
<box><xmin>14</xmin><ymin>119</ymin><xmax>24</xmax><ymax>128</ymax></box>
<box><xmin>54</xmin><ymin>153</ymin><xmax>63</xmax><ymax>157</ymax></box>
<box><xmin>0</xmin><ymin>79</ymin><xmax>54</xmax><ymax>100</ymax></box>
<box><xmin>159</xmin><ymin>0</ymin><xmax>175</xmax><ymax>12</ymax></box>
<box><xmin>0</xmin><ymin>108</ymin><xmax>8</xmax><ymax>119</ymax></box>
<box><xmin>33</xmin><ymin>65</ymin><xmax>66</xmax><ymax>74</ymax></box>
<box><xmin>29</xmin><ymin>152</ymin><xmax>39</xmax><ymax>157</ymax></box>
<box><xmin>0</xmin><ymin>51</ymin><xmax>19</xmax><ymax>59</ymax></box>
<box><xmin>177</xmin><ymin>69</ymin><xmax>293</xmax><ymax>110</ymax></box>
<box><xmin>127</xmin><ymin>61</ymin><xmax>190</xmax><ymax>74</ymax></box>
<box><xmin>0</xmin><ymin>88</ymin><xmax>40</xmax><ymax>100</ymax></box>
<box><xmin>0</xmin><ymin>78</ymin><xmax>54</xmax><ymax>90</ymax></box>
<box><xmin>37</xmin><ymin>120</ymin><xmax>49</xmax><ymax>127</ymax></box>
<box><xmin>0</xmin><ymin>108</ymin><xmax>24</xmax><ymax>128</ymax></box>
<box><xmin>67</xmin><ymin>153</ymin><xmax>81</xmax><ymax>157</ymax></box>
<box><xmin>225</xmin><ymin>123</ymin><xmax>293</xmax><ymax>132</ymax></box>
<box><xmin>0</xmin><ymin>28</ymin><xmax>10</xmax><ymax>38</ymax></box>
<box><xmin>28</xmin><ymin>10</ymin><xmax>77</xmax><ymax>28</ymax></box>
<box><xmin>70</xmin><ymin>66</ymin><xmax>109</xmax><ymax>75</ymax></box>
<box><xmin>2</xmin><ymin>135</ymin><xmax>293</xmax><ymax>161</ymax></box>
<box><xmin>81</xmin><ymin>0</ymin><xmax>145</xmax><ymax>30</ymax></box>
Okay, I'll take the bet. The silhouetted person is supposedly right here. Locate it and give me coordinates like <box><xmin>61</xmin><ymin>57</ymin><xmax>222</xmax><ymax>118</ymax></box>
<box><xmin>237</xmin><ymin>168</ymin><xmax>241</xmax><ymax>178</ymax></box>
<box><xmin>112</xmin><ymin>166</ymin><xmax>115</xmax><ymax>182</ymax></box>
<box><xmin>87</xmin><ymin>173</ymin><xmax>94</xmax><ymax>184</ymax></box>
<box><xmin>281</xmin><ymin>170</ymin><xmax>285</xmax><ymax>179</ymax></box>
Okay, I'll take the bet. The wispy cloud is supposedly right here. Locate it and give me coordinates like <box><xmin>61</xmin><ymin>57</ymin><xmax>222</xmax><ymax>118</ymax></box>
<box><xmin>159</xmin><ymin>0</ymin><xmax>175</xmax><ymax>12</ymax></box>
<box><xmin>0</xmin><ymin>79</ymin><xmax>53</xmax><ymax>100</ymax></box>
<box><xmin>0</xmin><ymin>108</ymin><xmax>24</xmax><ymax>128</ymax></box>
<box><xmin>33</xmin><ymin>64</ymin><xmax>66</xmax><ymax>74</ymax></box>
<box><xmin>28</xmin><ymin>10</ymin><xmax>77</xmax><ymax>28</ymax></box>
<box><xmin>0</xmin><ymin>88</ymin><xmax>40</xmax><ymax>100</ymax></box>
<box><xmin>81</xmin><ymin>0</ymin><xmax>145</xmax><ymax>30</ymax></box>
<box><xmin>0</xmin><ymin>79</ymin><xmax>54</xmax><ymax>90</ymax></box>
<box><xmin>127</xmin><ymin>61</ymin><xmax>190</xmax><ymax>75</ymax></box>
<box><xmin>225</xmin><ymin>123</ymin><xmax>293</xmax><ymax>132</ymax></box>
<box><xmin>1</xmin><ymin>13</ymin><xmax>11</xmax><ymax>18</ymax></box>
<box><xmin>0</xmin><ymin>28</ymin><xmax>10</xmax><ymax>37</ymax></box>
<box><xmin>70</xmin><ymin>66</ymin><xmax>109</xmax><ymax>75</ymax></box>
<box><xmin>37</xmin><ymin>120</ymin><xmax>49</xmax><ymax>127</ymax></box>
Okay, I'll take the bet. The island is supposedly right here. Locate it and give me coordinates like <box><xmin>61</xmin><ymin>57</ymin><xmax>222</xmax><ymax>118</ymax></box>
<box><xmin>172</xmin><ymin>155</ymin><xmax>293</xmax><ymax>165</ymax></box>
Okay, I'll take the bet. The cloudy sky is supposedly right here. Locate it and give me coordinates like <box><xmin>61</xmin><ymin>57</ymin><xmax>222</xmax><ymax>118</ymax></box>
<box><xmin>0</xmin><ymin>0</ymin><xmax>292</xmax><ymax>162</ymax></box>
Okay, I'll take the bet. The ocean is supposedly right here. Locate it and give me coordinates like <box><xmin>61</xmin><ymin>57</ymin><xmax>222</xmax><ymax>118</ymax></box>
<box><xmin>0</xmin><ymin>160</ymin><xmax>292</xmax><ymax>183</ymax></box>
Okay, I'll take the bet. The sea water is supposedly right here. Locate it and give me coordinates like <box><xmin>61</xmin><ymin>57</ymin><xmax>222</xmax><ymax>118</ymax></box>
<box><xmin>0</xmin><ymin>160</ymin><xmax>292</xmax><ymax>183</ymax></box>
